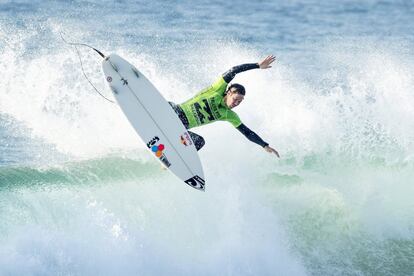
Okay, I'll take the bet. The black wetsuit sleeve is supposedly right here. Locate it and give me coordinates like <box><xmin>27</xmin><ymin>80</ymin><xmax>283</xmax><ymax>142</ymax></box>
<box><xmin>222</xmin><ymin>63</ymin><xmax>260</xmax><ymax>83</ymax></box>
<box><xmin>236</xmin><ymin>123</ymin><xmax>269</xmax><ymax>147</ymax></box>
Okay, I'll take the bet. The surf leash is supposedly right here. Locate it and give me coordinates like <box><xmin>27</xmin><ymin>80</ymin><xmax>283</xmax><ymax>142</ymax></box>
<box><xmin>60</xmin><ymin>32</ymin><xmax>114</xmax><ymax>103</ymax></box>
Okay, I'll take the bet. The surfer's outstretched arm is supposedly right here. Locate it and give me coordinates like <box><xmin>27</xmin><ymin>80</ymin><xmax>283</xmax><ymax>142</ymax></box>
<box><xmin>236</xmin><ymin>123</ymin><xmax>280</xmax><ymax>158</ymax></box>
<box><xmin>222</xmin><ymin>55</ymin><xmax>276</xmax><ymax>83</ymax></box>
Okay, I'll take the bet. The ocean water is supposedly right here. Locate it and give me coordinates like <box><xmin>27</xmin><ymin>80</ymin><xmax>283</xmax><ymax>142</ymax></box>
<box><xmin>1</xmin><ymin>0</ymin><xmax>414</xmax><ymax>275</ymax></box>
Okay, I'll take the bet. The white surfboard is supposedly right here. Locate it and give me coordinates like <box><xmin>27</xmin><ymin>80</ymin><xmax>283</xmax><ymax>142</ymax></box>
<box><xmin>102</xmin><ymin>54</ymin><xmax>205</xmax><ymax>191</ymax></box>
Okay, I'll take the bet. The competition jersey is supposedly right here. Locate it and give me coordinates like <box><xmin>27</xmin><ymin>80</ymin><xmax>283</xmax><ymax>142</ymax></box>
<box><xmin>176</xmin><ymin>62</ymin><xmax>269</xmax><ymax>148</ymax></box>
<box><xmin>179</xmin><ymin>76</ymin><xmax>241</xmax><ymax>129</ymax></box>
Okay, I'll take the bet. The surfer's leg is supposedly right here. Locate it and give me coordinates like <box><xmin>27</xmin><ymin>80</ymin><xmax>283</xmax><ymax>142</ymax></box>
<box><xmin>188</xmin><ymin>131</ymin><xmax>205</xmax><ymax>151</ymax></box>
<box><xmin>168</xmin><ymin>101</ymin><xmax>190</xmax><ymax>128</ymax></box>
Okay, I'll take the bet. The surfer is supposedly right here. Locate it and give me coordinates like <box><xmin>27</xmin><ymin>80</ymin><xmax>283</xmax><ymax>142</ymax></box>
<box><xmin>170</xmin><ymin>55</ymin><xmax>280</xmax><ymax>158</ymax></box>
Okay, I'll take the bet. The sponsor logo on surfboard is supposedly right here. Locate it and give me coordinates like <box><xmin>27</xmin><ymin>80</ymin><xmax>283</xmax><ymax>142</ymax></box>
<box><xmin>184</xmin><ymin>175</ymin><xmax>205</xmax><ymax>190</ymax></box>
<box><xmin>121</xmin><ymin>78</ymin><xmax>128</xmax><ymax>85</ymax></box>
<box><xmin>146</xmin><ymin>136</ymin><xmax>160</xmax><ymax>148</ymax></box>
<box><xmin>147</xmin><ymin>136</ymin><xmax>171</xmax><ymax>168</ymax></box>
<box><xmin>180</xmin><ymin>132</ymin><xmax>193</xmax><ymax>146</ymax></box>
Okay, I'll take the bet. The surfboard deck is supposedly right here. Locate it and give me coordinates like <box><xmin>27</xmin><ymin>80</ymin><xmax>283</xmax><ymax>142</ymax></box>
<box><xmin>102</xmin><ymin>54</ymin><xmax>205</xmax><ymax>191</ymax></box>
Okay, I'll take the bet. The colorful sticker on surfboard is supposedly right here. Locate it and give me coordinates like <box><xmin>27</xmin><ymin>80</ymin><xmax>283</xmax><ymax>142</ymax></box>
<box><xmin>147</xmin><ymin>136</ymin><xmax>171</xmax><ymax>168</ymax></box>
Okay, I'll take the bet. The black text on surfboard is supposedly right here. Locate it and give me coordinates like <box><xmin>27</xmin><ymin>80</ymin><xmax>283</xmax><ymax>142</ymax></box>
<box><xmin>147</xmin><ymin>136</ymin><xmax>160</xmax><ymax>148</ymax></box>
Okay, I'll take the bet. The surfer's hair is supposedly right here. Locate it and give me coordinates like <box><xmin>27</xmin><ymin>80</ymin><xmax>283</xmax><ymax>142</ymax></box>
<box><xmin>226</xmin><ymin>83</ymin><xmax>245</xmax><ymax>96</ymax></box>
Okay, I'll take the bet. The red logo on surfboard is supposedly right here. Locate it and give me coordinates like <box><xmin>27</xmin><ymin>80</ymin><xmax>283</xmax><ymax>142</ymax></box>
<box><xmin>180</xmin><ymin>132</ymin><xmax>193</xmax><ymax>146</ymax></box>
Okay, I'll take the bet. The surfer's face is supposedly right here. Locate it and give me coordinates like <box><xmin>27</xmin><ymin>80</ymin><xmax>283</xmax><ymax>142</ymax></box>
<box><xmin>225</xmin><ymin>91</ymin><xmax>244</xmax><ymax>109</ymax></box>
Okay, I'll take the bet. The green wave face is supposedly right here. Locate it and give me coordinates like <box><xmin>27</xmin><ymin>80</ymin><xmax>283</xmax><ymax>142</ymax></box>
<box><xmin>1</xmin><ymin>153</ymin><xmax>413</xmax><ymax>275</ymax></box>
<box><xmin>0</xmin><ymin>155</ymin><xmax>307</xmax><ymax>275</ymax></box>
<box><xmin>0</xmin><ymin>157</ymin><xmax>159</xmax><ymax>189</ymax></box>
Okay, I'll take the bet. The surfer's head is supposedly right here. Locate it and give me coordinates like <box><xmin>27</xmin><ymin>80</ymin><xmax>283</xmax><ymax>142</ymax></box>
<box><xmin>225</xmin><ymin>83</ymin><xmax>245</xmax><ymax>109</ymax></box>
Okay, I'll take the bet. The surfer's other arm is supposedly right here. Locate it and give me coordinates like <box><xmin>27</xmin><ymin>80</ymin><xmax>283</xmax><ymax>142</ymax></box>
<box><xmin>222</xmin><ymin>55</ymin><xmax>276</xmax><ymax>83</ymax></box>
<box><xmin>236</xmin><ymin>123</ymin><xmax>280</xmax><ymax>158</ymax></box>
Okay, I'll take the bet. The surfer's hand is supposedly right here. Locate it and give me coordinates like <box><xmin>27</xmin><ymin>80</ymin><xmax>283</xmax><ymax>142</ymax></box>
<box><xmin>259</xmin><ymin>55</ymin><xmax>276</xmax><ymax>69</ymax></box>
<box><xmin>264</xmin><ymin>145</ymin><xmax>280</xmax><ymax>158</ymax></box>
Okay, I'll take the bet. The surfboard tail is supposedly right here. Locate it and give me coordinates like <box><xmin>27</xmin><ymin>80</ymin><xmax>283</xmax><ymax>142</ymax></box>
<box><xmin>184</xmin><ymin>175</ymin><xmax>205</xmax><ymax>191</ymax></box>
